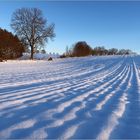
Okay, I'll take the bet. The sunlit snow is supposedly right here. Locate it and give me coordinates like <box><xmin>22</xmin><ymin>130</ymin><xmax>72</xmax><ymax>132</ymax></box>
<box><xmin>0</xmin><ymin>55</ymin><xmax>140</xmax><ymax>139</ymax></box>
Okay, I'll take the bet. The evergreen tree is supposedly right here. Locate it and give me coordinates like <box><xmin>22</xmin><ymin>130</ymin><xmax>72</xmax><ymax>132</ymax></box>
<box><xmin>0</xmin><ymin>28</ymin><xmax>25</xmax><ymax>59</ymax></box>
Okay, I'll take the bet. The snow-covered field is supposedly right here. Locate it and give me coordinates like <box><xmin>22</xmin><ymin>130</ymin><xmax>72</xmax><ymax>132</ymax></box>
<box><xmin>0</xmin><ymin>55</ymin><xmax>140</xmax><ymax>139</ymax></box>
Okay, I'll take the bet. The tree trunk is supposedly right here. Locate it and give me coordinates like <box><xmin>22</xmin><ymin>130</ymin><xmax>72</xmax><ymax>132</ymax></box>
<box><xmin>31</xmin><ymin>45</ymin><xmax>34</xmax><ymax>60</ymax></box>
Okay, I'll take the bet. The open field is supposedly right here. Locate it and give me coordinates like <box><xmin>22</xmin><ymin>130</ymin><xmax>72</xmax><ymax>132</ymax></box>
<box><xmin>0</xmin><ymin>55</ymin><xmax>140</xmax><ymax>139</ymax></box>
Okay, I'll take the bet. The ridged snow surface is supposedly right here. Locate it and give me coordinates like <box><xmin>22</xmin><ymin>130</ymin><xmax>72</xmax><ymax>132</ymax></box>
<box><xmin>0</xmin><ymin>55</ymin><xmax>140</xmax><ymax>139</ymax></box>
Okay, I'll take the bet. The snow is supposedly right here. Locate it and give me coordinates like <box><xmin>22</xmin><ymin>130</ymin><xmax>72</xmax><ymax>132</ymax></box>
<box><xmin>0</xmin><ymin>55</ymin><xmax>140</xmax><ymax>139</ymax></box>
<box><xmin>20</xmin><ymin>53</ymin><xmax>60</xmax><ymax>60</ymax></box>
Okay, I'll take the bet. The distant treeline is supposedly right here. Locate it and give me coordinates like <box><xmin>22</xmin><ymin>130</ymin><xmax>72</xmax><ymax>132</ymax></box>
<box><xmin>61</xmin><ymin>41</ymin><xmax>136</xmax><ymax>58</ymax></box>
<box><xmin>0</xmin><ymin>28</ymin><xmax>136</xmax><ymax>60</ymax></box>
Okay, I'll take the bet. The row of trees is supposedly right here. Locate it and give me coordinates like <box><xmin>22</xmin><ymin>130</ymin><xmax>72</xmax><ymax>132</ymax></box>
<box><xmin>0</xmin><ymin>28</ymin><xmax>25</xmax><ymax>59</ymax></box>
<box><xmin>62</xmin><ymin>41</ymin><xmax>135</xmax><ymax>58</ymax></box>
<box><xmin>92</xmin><ymin>46</ymin><xmax>134</xmax><ymax>56</ymax></box>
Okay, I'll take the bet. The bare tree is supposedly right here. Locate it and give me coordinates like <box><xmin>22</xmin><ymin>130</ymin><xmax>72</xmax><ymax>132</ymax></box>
<box><xmin>108</xmin><ymin>48</ymin><xmax>118</xmax><ymax>55</ymax></box>
<box><xmin>11</xmin><ymin>8</ymin><xmax>55</xmax><ymax>59</ymax></box>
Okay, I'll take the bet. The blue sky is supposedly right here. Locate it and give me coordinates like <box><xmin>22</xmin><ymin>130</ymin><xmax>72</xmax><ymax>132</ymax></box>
<box><xmin>0</xmin><ymin>1</ymin><xmax>140</xmax><ymax>54</ymax></box>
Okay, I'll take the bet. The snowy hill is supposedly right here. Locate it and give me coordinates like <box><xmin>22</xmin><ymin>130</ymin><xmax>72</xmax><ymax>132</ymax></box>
<box><xmin>0</xmin><ymin>55</ymin><xmax>140</xmax><ymax>139</ymax></box>
<box><xmin>20</xmin><ymin>53</ymin><xmax>60</xmax><ymax>60</ymax></box>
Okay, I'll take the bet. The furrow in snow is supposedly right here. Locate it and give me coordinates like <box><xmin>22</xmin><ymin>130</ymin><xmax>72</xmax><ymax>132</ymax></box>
<box><xmin>96</xmin><ymin>65</ymin><xmax>132</xmax><ymax>140</ymax></box>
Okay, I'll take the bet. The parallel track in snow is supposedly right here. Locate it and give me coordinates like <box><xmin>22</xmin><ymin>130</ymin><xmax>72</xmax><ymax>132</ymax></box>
<box><xmin>0</xmin><ymin>55</ymin><xmax>139</xmax><ymax>139</ymax></box>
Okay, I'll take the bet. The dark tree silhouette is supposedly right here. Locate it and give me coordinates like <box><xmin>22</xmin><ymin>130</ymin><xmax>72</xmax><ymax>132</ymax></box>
<box><xmin>0</xmin><ymin>28</ymin><xmax>25</xmax><ymax>59</ymax></box>
<box><xmin>11</xmin><ymin>8</ymin><xmax>55</xmax><ymax>59</ymax></box>
<box><xmin>72</xmin><ymin>41</ymin><xmax>92</xmax><ymax>57</ymax></box>
<box><xmin>41</xmin><ymin>49</ymin><xmax>46</xmax><ymax>54</ymax></box>
<box><xmin>118</xmin><ymin>49</ymin><xmax>132</xmax><ymax>55</ymax></box>
<box><xmin>93</xmin><ymin>46</ymin><xmax>108</xmax><ymax>55</ymax></box>
<box><xmin>108</xmin><ymin>48</ymin><xmax>118</xmax><ymax>55</ymax></box>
